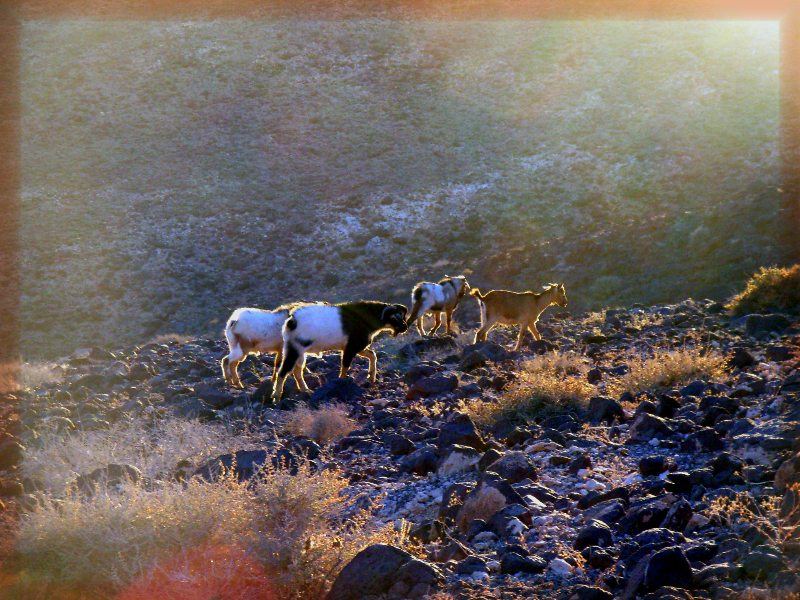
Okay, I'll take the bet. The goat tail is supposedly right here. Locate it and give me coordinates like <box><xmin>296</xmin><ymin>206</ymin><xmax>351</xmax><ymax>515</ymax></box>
<box><xmin>469</xmin><ymin>288</ymin><xmax>486</xmax><ymax>301</ymax></box>
<box><xmin>406</xmin><ymin>300</ymin><xmax>423</xmax><ymax>325</ymax></box>
<box><xmin>224</xmin><ymin>319</ymin><xmax>239</xmax><ymax>348</ymax></box>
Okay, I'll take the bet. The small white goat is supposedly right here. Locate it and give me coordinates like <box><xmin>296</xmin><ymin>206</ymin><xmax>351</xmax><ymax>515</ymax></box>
<box><xmin>407</xmin><ymin>275</ymin><xmax>470</xmax><ymax>335</ymax></box>
<box><xmin>272</xmin><ymin>301</ymin><xmax>409</xmax><ymax>400</ymax></box>
<box><xmin>221</xmin><ymin>303</ymin><xmax>307</xmax><ymax>389</ymax></box>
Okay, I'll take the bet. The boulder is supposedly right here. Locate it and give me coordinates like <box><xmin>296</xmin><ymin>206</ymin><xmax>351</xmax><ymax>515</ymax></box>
<box><xmin>407</xmin><ymin>374</ymin><xmax>458</xmax><ymax>400</ymax></box>
<box><xmin>486</xmin><ymin>451</ymin><xmax>538</xmax><ymax>483</ymax></box>
<box><xmin>500</xmin><ymin>552</ymin><xmax>547</xmax><ymax>574</ymax></box>
<box><xmin>644</xmin><ymin>546</ymin><xmax>693</xmax><ymax>590</ymax></box>
<box><xmin>437</xmin><ymin>445</ymin><xmax>481</xmax><ymax>477</ymax></box>
<box><xmin>194</xmin><ymin>449</ymin><xmax>269</xmax><ymax>481</ymax></box>
<box><xmin>574</xmin><ymin>520</ymin><xmax>613</xmax><ymax>550</ymax></box>
<box><xmin>310</xmin><ymin>377</ymin><xmax>363</xmax><ymax>405</ymax></box>
<box><xmin>628</xmin><ymin>413</ymin><xmax>674</xmax><ymax>442</ymax></box>
<box><xmin>437</xmin><ymin>413</ymin><xmax>486</xmax><ymax>450</ymax></box>
<box><xmin>326</xmin><ymin>544</ymin><xmax>442</xmax><ymax>600</ymax></box>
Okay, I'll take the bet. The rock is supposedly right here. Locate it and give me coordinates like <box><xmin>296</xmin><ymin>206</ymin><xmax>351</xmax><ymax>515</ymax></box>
<box><xmin>456</xmin><ymin>555</ymin><xmax>488</xmax><ymax>575</ymax></box>
<box><xmin>409</xmin><ymin>520</ymin><xmax>444</xmax><ymax>543</ymax></box>
<box><xmin>644</xmin><ymin>546</ymin><xmax>693</xmax><ymax>590</ymax></box>
<box><xmin>194</xmin><ymin>449</ymin><xmax>269</xmax><ymax>481</ymax></box>
<box><xmin>549</xmin><ymin>557</ymin><xmax>574</xmax><ymax>576</ymax></box>
<box><xmin>574</xmin><ymin>520</ymin><xmax>613</xmax><ymax>551</ymax></box>
<box><xmin>310</xmin><ymin>377</ymin><xmax>363</xmax><ymax>405</ymax></box>
<box><xmin>639</xmin><ymin>455</ymin><xmax>676</xmax><ymax>477</ymax></box>
<box><xmin>661</xmin><ymin>498</ymin><xmax>693</xmax><ymax>532</ymax></box>
<box><xmin>775</xmin><ymin>451</ymin><xmax>800</xmax><ymax>492</ymax></box>
<box><xmin>478</xmin><ymin>448</ymin><xmax>503</xmax><ymax>471</ymax></box>
<box><xmin>766</xmin><ymin>344</ymin><xmax>793</xmax><ymax>362</ymax></box>
<box><xmin>681</xmin><ymin>428</ymin><xmax>724</xmax><ymax>452</ymax></box>
<box><xmin>745</xmin><ymin>313</ymin><xmax>791</xmax><ymax>337</ymax></box>
<box><xmin>326</xmin><ymin>544</ymin><xmax>442</xmax><ymax>600</ymax></box>
<box><xmin>628</xmin><ymin>413</ymin><xmax>674</xmax><ymax>442</ymax></box>
<box><xmin>0</xmin><ymin>439</ymin><xmax>23</xmax><ymax>470</ymax></box>
<box><xmin>581</xmin><ymin>546</ymin><xmax>615</xmax><ymax>569</ymax></box>
<box><xmin>500</xmin><ymin>552</ymin><xmax>547</xmax><ymax>574</ymax></box>
<box><xmin>679</xmin><ymin>380</ymin><xmax>706</xmax><ymax>398</ymax></box>
<box><xmin>71</xmin><ymin>463</ymin><xmax>142</xmax><ymax>495</ymax></box>
<box><xmin>399</xmin><ymin>337</ymin><xmax>459</xmax><ymax>361</ymax></box>
<box><xmin>437</xmin><ymin>445</ymin><xmax>481</xmax><ymax>476</ymax></box>
<box><xmin>619</xmin><ymin>496</ymin><xmax>673</xmax><ymax>535</ymax></box>
<box><xmin>461</xmin><ymin>341</ymin><xmax>511</xmax><ymax>363</ymax></box>
<box><xmin>587</xmin><ymin>368</ymin><xmax>603</xmax><ymax>384</ymax></box>
<box><xmin>564</xmin><ymin>585</ymin><xmax>614</xmax><ymax>600</ymax></box>
<box><xmin>385</xmin><ymin>434</ymin><xmax>415</xmax><ymax>456</ymax></box>
<box><xmin>741</xmin><ymin>549</ymin><xmax>787</xmax><ymax>580</ymax></box>
<box><xmin>589</xmin><ymin>396</ymin><xmax>626</xmax><ymax>424</ymax></box>
<box><xmin>194</xmin><ymin>382</ymin><xmax>236</xmax><ymax>409</ymax></box>
<box><xmin>407</xmin><ymin>374</ymin><xmax>458</xmax><ymax>400</ymax></box>
<box><xmin>437</xmin><ymin>413</ymin><xmax>486</xmax><ymax>450</ymax></box>
<box><xmin>400</xmin><ymin>445</ymin><xmax>438</xmax><ymax>476</ymax></box>
<box><xmin>486</xmin><ymin>451</ymin><xmax>538</xmax><ymax>483</ymax></box>
<box><xmin>529</xmin><ymin>339</ymin><xmax>558</xmax><ymax>354</ymax></box>
<box><xmin>729</xmin><ymin>347</ymin><xmax>756</xmax><ymax>369</ymax></box>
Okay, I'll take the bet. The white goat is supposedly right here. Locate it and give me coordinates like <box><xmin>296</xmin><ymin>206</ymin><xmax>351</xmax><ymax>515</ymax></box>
<box><xmin>407</xmin><ymin>275</ymin><xmax>470</xmax><ymax>335</ymax></box>
<box><xmin>221</xmin><ymin>303</ymin><xmax>306</xmax><ymax>389</ymax></box>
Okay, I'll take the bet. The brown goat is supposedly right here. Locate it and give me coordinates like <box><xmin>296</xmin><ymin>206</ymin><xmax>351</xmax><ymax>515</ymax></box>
<box><xmin>470</xmin><ymin>283</ymin><xmax>567</xmax><ymax>350</ymax></box>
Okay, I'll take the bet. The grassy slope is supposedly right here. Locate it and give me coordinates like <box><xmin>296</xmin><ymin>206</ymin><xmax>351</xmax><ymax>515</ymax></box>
<box><xmin>21</xmin><ymin>21</ymin><xmax>783</xmax><ymax>358</ymax></box>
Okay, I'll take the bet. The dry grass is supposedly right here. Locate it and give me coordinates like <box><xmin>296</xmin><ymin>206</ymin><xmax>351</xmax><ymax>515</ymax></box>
<box><xmin>456</xmin><ymin>485</ymin><xmax>507</xmax><ymax>533</ymax></box>
<box><xmin>17</xmin><ymin>361</ymin><xmax>63</xmax><ymax>391</ymax></box>
<box><xmin>22</xmin><ymin>416</ymin><xmax>256</xmax><ymax>495</ymax></box>
<box><xmin>607</xmin><ymin>347</ymin><xmax>726</xmax><ymax>397</ymax></box>
<box><xmin>284</xmin><ymin>404</ymin><xmax>356</xmax><ymax>445</ymax></box>
<box><xmin>466</xmin><ymin>352</ymin><xmax>596</xmax><ymax>427</ymax></box>
<box><xmin>727</xmin><ymin>264</ymin><xmax>800</xmax><ymax>316</ymax></box>
<box><xmin>148</xmin><ymin>332</ymin><xmax>194</xmax><ymax>345</ymax></box>
<box><xmin>13</xmin><ymin>457</ymin><xmax>405</xmax><ymax>599</ymax></box>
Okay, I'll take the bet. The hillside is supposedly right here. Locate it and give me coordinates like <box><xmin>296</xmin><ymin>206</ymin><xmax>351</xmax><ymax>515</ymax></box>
<box><xmin>2</xmin><ymin>298</ymin><xmax>799</xmax><ymax>598</ymax></box>
<box><xmin>20</xmin><ymin>20</ymin><xmax>787</xmax><ymax>358</ymax></box>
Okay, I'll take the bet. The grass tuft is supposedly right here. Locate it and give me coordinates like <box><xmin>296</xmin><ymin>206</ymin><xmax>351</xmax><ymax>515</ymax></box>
<box><xmin>284</xmin><ymin>404</ymin><xmax>356</xmax><ymax>445</ymax></box>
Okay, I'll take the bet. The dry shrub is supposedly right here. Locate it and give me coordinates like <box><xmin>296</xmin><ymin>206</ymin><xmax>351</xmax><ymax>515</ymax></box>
<box><xmin>15</xmin><ymin>451</ymin><xmax>403</xmax><ymax>599</ymax></box>
<box><xmin>23</xmin><ymin>416</ymin><xmax>256</xmax><ymax>495</ymax></box>
<box><xmin>148</xmin><ymin>332</ymin><xmax>194</xmax><ymax>345</ymax></box>
<box><xmin>16</xmin><ymin>475</ymin><xmax>252</xmax><ymax>590</ymax></box>
<box><xmin>17</xmin><ymin>361</ymin><xmax>63</xmax><ymax>390</ymax></box>
<box><xmin>284</xmin><ymin>404</ymin><xmax>356</xmax><ymax>445</ymax></box>
<box><xmin>708</xmin><ymin>484</ymin><xmax>799</xmax><ymax>549</ymax></box>
<box><xmin>249</xmin><ymin>461</ymin><xmax>403</xmax><ymax>599</ymax></box>
<box><xmin>607</xmin><ymin>347</ymin><xmax>726</xmax><ymax>397</ymax></box>
<box><xmin>456</xmin><ymin>485</ymin><xmax>507</xmax><ymax>533</ymax></box>
<box><xmin>467</xmin><ymin>352</ymin><xmax>595</xmax><ymax>427</ymax></box>
<box><xmin>727</xmin><ymin>264</ymin><xmax>800</xmax><ymax>316</ymax></box>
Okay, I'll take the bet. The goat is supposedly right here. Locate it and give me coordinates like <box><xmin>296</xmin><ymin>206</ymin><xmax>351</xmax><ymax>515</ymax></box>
<box><xmin>470</xmin><ymin>283</ymin><xmax>567</xmax><ymax>351</ymax></box>
<box><xmin>221</xmin><ymin>303</ymin><xmax>307</xmax><ymax>389</ymax></box>
<box><xmin>407</xmin><ymin>275</ymin><xmax>470</xmax><ymax>336</ymax></box>
<box><xmin>271</xmin><ymin>301</ymin><xmax>408</xmax><ymax>400</ymax></box>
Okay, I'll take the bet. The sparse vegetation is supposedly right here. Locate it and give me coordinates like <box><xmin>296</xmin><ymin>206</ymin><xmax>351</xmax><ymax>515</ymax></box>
<box><xmin>466</xmin><ymin>352</ymin><xmax>595</xmax><ymax>427</ymax></box>
<box><xmin>284</xmin><ymin>404</ymin><xmax>356</xmax><ymax>445</ymax></box>
<box><xmin>17</xmin><ymin>361</ymin><xmax>63</xmax><ymax>390</ymax></box>
<box><xmin>727</xmin><ymin>264</ymin><xmax>800</xmax><ymax>316</ymax></box>
<box><xmin>607</xmin><ymin>347</ymin><xmax>726</xmax><ymax>397</ymax></box>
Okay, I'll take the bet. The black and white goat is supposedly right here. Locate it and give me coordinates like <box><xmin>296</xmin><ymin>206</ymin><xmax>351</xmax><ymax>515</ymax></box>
<box><xmin>407</xmin><ymin>275</ymin><xmax>470</xmax><ymax>335</ymax></box>
<box><xmin>221</xmin><ymin>304</ymin><xmax>307</xmax><ymax>389</ymax></box>
<box><xmin>271</xmin><ymin>301</ymin><xmax>408</xmax><ymax>400</ymax></box>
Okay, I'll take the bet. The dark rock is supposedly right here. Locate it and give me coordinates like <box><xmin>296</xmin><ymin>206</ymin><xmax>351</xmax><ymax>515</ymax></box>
<box><xmin>563</xmin><ymin>585</ymin><xmax>614</xmax><ymax>600</ymax></box>
<box><xmin>385</xmin><ymin>434</ymin><xmax>415</xmax><ymax>456</ymax></box>
<box><xmin>679</xmin><ymin>380</ymin><xmax>706</xmax><ymax>398</ymax></box>
<box><xmin>639</xmin><ymin>455</ymin><xmax>676</xmax><ymax>477</ymax></box>
<box><xmin>529</xmin><ymin>339</ymin><xmax>558</xmax><ymax>354</ymax></box>
<box><xmin>587</xmin><ymin>368</ymin><xmax>603</xmax><ymax>384</ymax></box>
<box><xmin>574</xmin><ymin>520</ymin><xmax>613</xmax><ymax>550</ymax></box>
<box><xmin>619</xmin><ymin>496</ymin><xmax>673</xmax><ymax>535</ymax></box>
<box><xmin>194</xmin><ymin>382</ymin><xmax>236</xmax><ymax>409</ymax></box>
<box><xmin>0</xmin><ymin>439</ymin><xmax>23</xmax><ymax>470</ymax></box>
<box><xmin>437</xmin><ymin>413</ymin><xmax>486</xmax><ymax>450</ymax></box>
<box><xmin>741</xmin><ymin>549</ymin><xmax>787</xmax><ymax>581</ymax></box>
<box><xmin>407</xmin><ymin>374</ymin><xmax>458</xmax><ymax>400</ymax></box>
<box><xmin>628</xmin><ymin>413</ymin><xmax>674</xmax><ymax>442</ymax></box>
<box><xmin>644</xmin><ymin>546</ymin><xmax>693</xmax><ymax>590</ymax></box>
<box><xmin>581</xmin><ymin>546</ymin><xmax>615</xmax><ymax>569</ymax></box>
<box><xmin>745</xmin><ymin>313</ymin><xmax>791</xmax><ymax>337</ymax></box>
<box><xmin>500</xmin><ymin>552</ymin><xmax>547</xmax><ymax>574</ymax></box>
<box><xmin>766</xmin><ymin>345</ymin><xmax>793</xmax><ymax>362</ymax></box>
<box><xmin>326</xmin><ymin>544</ymin><xmax>442</xmax><ymax>600</ymax></box>
<box><xmin>71</xmin><ymin>463</ymin><xmax>142</xmax><ymax>494</ymax></box>
<box><xmin>680</xmin><ymin>428</ymin><xmax>724</xmax><ymax>452</ymax></box>
<box><xmin>487</xmin><ymin>451</ymin><xmax>538</xmax><ymax>483</ymax></box>
<box><xmin>478</xmin><ymin>448</ymin><xmax>503</xmax><ymax>471</ymax></box>
<box><xmin>568</xmin><ymin>452</ymin><xmax>592</xmax><ymax>474</ymax></box>
<box><xmin>310</xmin><ymin>377</ymin><xmax>363</xmax><ymax>405</ymax></box>
<box><xmin>399</xmin><ymin>337</ymin><xmax>459</xmax><ymax>361</ymax></box>
<box><xmin>437</xmin><ymin>445</ymin><xmax>481</xmax><ymax>476</ymax></box>
<box><xmin>194</xmin><ymin>449</ymin><xmax>268</xmax><ymax>482</ymax></box>
<box><xmin>403</xmin><ymin>363</ymin><xmax>439</xmax><ymax>385</ymax></box>
<box><xmin>661</xmin><ymin>498</ymin><xmax>693</xmax><ymax>532</ymax></box>
<box><xmin>729</xmin><ymin>347</ymin><xmax>757</xmax><ymax>369</ymax></box>
<box><xmin>409</xmin><ymin>520</ymin><xmax>444</xmax><ymax>543</ymax></box>
<box><xmin>456</xmin><ymin>555</ymin><xmax>488</xmax><ymax>575</ymax></box>
<box><xmin>400</xmin><ymin>445</ymin><xmax>438</xmax><ymax>476</ymax></box>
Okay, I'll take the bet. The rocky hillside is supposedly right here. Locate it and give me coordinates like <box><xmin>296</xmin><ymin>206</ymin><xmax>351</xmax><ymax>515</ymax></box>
<box><xmin>20</xmin><ymin>20</ymin><xmax>786</xmax><ymax>358</ymax></box>
<box><xmin>3</xmin><ymin>299</ymin><xmax>800</xmax><ymax>599</ymax></box>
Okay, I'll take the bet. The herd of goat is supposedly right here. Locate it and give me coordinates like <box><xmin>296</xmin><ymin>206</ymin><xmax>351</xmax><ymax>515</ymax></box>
<box><xmin>221</xmin><ymin>276</ymin><xmax>568</xmax><ymax>401</ymax></box>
